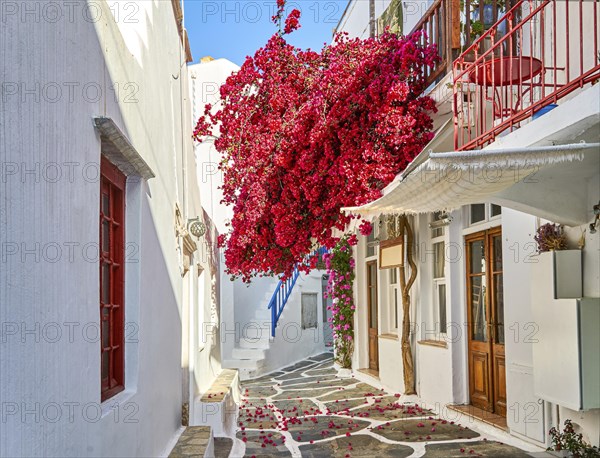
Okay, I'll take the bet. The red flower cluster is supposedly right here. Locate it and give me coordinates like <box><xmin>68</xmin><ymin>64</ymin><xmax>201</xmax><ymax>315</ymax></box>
<box><xmin>284</xmin><ymin>9</ymin><xmax>301</xmax><ymax>34</ymax></box>
<box><xmin>358</xmin><ymin>221</ymin><xmax>373</xmax><ymax>237</ymax></box>
<box><xmin>193</xmin><ymin>2</ymin><xmax>438</xmax><ymax>280</ymax></box>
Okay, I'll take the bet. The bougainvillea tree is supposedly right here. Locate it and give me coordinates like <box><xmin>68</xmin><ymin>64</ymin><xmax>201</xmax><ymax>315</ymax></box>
<box><xmin>193</xmin><ymin>1</ymin><xmax>438</xmax><ymax>281</ymax></box>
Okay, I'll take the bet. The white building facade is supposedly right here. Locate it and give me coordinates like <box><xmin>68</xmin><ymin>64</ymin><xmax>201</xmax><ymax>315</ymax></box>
<box><xmin>0</xmin><ymin>1</ymin><xmax>221</xmax><ymax>456</ymax></box>
<box><xmin>339</xmin><ymin>0</ymin><xmax>600</xmax><ymax>451</ymax></box>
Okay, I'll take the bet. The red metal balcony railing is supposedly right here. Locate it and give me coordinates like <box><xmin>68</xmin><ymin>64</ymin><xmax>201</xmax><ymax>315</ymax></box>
<box><xmin>410</xmin><ymin>0</ymin><xmax>517</xmax><ymax>89</ymax></box>
<box><xmin>453</xmin><ymin>0</ymin><xmax>600</xmax><ymax>151</ymax></box>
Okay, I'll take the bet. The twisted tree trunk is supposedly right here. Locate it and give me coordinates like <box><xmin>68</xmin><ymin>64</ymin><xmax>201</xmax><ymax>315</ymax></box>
<box><xmin>398</xmin><ymin>215</ymin><xmax>417</xmax><ymax>395</ymax></box>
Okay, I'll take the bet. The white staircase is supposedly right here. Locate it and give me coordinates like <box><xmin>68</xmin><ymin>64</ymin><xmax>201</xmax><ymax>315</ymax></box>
<box><xmin>221</xmin><ymin>260</ymin><xmax>328</xmax><ymax>381</ymax></box>
<box><xmin>222</xmin><ymin>290</ymin><xmax>275</xmax><ymax>380</ymax></box>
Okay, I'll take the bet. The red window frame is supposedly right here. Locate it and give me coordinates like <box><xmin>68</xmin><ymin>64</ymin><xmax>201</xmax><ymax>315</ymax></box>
<box><xmin>100</xmin><ymin>156</ymin><xmax>126</xmax><ymax>401</ymax></box>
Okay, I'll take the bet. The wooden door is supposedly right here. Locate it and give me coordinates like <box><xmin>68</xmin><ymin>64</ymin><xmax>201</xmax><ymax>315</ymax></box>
<box><xmin>489</xmin><ymin>229</ymin><xmax>506</xmax><ymax>416</ymax></box>
<box><xmin>367</xmin><ymin>261</ymin><xmax>379</xmax><ymax>372</ymax></box>
<box><xmin>466</xmin><ymin>228</ymin><xmax>506</xmax><ymax>416</ymax></box>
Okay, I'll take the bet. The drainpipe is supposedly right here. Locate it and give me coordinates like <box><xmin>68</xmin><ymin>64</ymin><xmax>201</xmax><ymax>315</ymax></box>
<box><xmin>369</xmin><ymin>0</ymin><xmax>375</xmax><ymax>37</ymax></box>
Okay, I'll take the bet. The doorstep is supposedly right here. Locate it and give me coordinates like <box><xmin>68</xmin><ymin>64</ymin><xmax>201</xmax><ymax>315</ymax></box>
<box><xmin>447</xmin><ymin>404</ymin><xmax>508</xmax><ymax>431</ymax></box>
<box><xmin>357</xmin><ymin>367</ymin><xmax>380</xmax><ymax>379</ymax></box>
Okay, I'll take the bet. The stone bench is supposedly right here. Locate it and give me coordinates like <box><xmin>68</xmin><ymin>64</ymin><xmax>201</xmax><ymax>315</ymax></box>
<box><xmin>192</xmin><ymin>369</ymin><xmax>239</xmax><ymax>438</ymax></box>
<box><xmin>200</xmin><ymin>369</ymin><xmax>237</xmax><ymax>403</ymax></box>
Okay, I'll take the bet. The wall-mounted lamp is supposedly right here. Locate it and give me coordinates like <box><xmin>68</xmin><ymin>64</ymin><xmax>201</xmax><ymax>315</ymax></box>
<box><xmin>187</xmin><ymin>218</ymin><xmax>206</xmax><ymax>238</ymax></box>
<box><xmin>589</xmin><ymin>202</ymin><xmax>600</xmax><ymax>235</ymax></box>
<box><xmin>429</xmin><ymin>213</ymin><xmax>453</xmax><ymax>229</ymax></box>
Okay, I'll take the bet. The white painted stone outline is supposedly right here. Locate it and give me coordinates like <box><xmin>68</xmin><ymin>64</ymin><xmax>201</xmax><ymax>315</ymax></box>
<box><xmin>231</xmin><ymin>355</ymin><xmax>519</xmax><ymax>458</ymax></box>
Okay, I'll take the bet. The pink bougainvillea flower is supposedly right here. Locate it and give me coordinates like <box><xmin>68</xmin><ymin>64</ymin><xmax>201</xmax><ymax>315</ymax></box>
<box><xmin>193</xmin><ymin>5</ymin><xmax>437</xmax><ymax>283</ymax></box>
<box><xmin>359</xmin><ymin>220</ymin><xmax>373</xmax><ymax>236</ymax></box>
<box><xmin>283</xmin><ymin>9</ymin><xmax>301</xmax><ymax>34</ymax></box>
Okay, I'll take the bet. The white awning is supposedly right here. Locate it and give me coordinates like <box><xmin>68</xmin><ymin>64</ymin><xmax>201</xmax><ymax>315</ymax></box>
<box><xmin>344</xmin><ymin>142</ymin><xmax>599</xmax><ymax>219</ymax></box>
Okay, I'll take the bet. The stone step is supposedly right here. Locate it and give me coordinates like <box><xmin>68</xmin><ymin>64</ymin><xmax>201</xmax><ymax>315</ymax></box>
<box><xmin>231</xmin><ymin>347</ymin><xmax>266</xmax><ymax>360</ymax></box>
<box><xmin>238</xmin><ymin>336</ymin><xmax>271</xmax><ymax>349</ymax></box>
<box><xmin>213</xmin><ymin>437</ymin><xmax>233</xmax><ymax>458</ymax></box>
<box><xmin>253</xmin><ymin>309</ymin><xmax>271</xmax><ymax>321</ymax></box>
<box><xmin>241</xmin><ymin>321</ymin><xmax>271</xmax><ymax>341</ymax></box>
<box><xmin>168</xmin><ymin>426</ymin><xmax>213</xmax><ymax>458</ymax></box>
<box><xmin>222</xmin><ymin>358</ymin><xmax>264</xmax><ymax>370</ymax></box>
<box><xmin>237</xmin><ymin>364</ymin><xmax>266</xmax><ymax>381</ymax></box>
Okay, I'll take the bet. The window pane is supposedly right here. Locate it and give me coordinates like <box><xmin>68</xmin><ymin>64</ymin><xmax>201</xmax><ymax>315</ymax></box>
<box><xmin>470</xmin><ymin>204</ymin><xmax>486</xmax><ymax>224</ymax></box>
<box><xmin>368</xmin><ymin>264</ymin><xmax>377</xmax><ymax>329</ymax></box>
<box><xmin>470</xmin><ymin>275</ymin><xmax>487</xmax><ymax>342</ymax></box>
<box><xmin>491</xmin><ymin>204</ymin><xmax>502</xmax><ymax>217</ymax></box>
<box><xmin>431</xmin><ymin>211</ymin><xmax>445</xmax><ymax>238</ymax></box>
<box><xmin>390</xmin><ymin>268</ymin><xmax>397</xmax><ymax>284</ymax></box>
<box><xmin>102</xmin><ymin>316</ymin><xmax>110</xmax><ymax>349</ymax></box>
<box><xmin>494</xmin><ymin>274</ymin><xmax>504</xmax><ymax>344</ymax></box>
<box><xmin>101</xmin><ymin>351</ymin><xmax>109</xmax><ymax>381</ymax></box>
<box><xmin>438</xmin><ymin>284</ymin><xmax>447</xmax><ymax>334</ymax></box>
<box><xmin>102</xmin><ymin>221</ymin><xmax>110</xmax><ymax>253</ymax></box>
<box><xmin>493</xmin><ymin>235</ymin><xmax>502</xmax><ymax>272</ymax></box>
<box><xmin>101</xmin><ymin>263</ymin><xmax>110</xmax><ymax>304</ymax></box>
<box><xmin>102</xmin><ymin>193</ymin><xmax>110</xmax><ymax>216</ymax></box>
<box><xmin>470</xmin><ymin>240</ymin><xmax>485</xmax><ymax>274</ymax></box>
<box><xmin>433</xmin><ymin>242</ymin><xmax>445</xmax><ymax>278</ymax></box>
<box><xmin>366</xmin><ymin>230</ymin><xmax>375</xmax><ymax>257</ymax></box>
<box><xmin>393</xmin><ymin>288</ymin><xmax>398</xmax><ymax>329</ymax></box>
<box><xmin>370</xmin><ymin>288</ymin><xmax>377</xmax><ymax>329</ymax></box>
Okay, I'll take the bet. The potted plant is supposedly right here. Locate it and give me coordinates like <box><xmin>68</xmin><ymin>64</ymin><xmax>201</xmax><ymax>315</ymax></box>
<box><xmin>460</xmin><ymin>0</ymin><xmax>507</xmax><ymax>57</ymax></box>
<box><xmin>534</xmin><ymin>223</ymin><xmax>567</xmax><ymax>252</ymax></box>
<box><xmin>548</xmin><ymin>419</ymin><xmax>600</xmax><ymax>457</ymax></box>
<box><xmin>534</xmin><ymin>223</ymin><xmax>582</xmax><ymax>299</ymax></box>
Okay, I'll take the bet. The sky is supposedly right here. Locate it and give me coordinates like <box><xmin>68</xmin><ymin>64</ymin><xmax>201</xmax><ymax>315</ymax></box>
<box><xmin>183</xmin><ymin>0</ymin><xmax>350</xmax><ymax>66</ymax></box>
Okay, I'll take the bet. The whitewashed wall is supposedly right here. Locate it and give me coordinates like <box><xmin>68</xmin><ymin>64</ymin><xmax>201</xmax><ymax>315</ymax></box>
<box><xmin>0</xmin><ymin>1</ymin><xmax>209</xmax><ymax>456</ymax></box>
<box><xmin>260</xmin><ymin>272</ymin><xmax>329</xmax><ymax>374</ymax></box>
<box><xmin>335</xmin><ymin>0</ymin><xmax>434</xmax><ymax>38</ymax></box>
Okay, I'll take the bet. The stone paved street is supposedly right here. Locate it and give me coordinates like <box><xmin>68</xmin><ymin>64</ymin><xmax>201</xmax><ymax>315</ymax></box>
<box><xmin>230</xmin><ymin>353</ymin><xmax>542</xmax><ymax>457</ymax></box>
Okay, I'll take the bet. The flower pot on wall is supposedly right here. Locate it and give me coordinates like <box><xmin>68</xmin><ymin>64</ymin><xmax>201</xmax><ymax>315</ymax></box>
<box><xmin>537</xmin><ymin>250</ymin><xmax>583</xmax><ymax>299</ymax></box>
<box><xmin>531</xmin><ymin>250</ymin><xmax>599</xmax><ymax>410</ymax></box>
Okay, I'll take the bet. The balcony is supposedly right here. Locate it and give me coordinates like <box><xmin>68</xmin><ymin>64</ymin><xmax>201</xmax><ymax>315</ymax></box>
<box><xmin>409</xmin><ymin>0</ymin><xmax>517</xmax><ymax>89</ymax></box>
<box><xmin>451</xmin><ymin>0</ymin><xmax>600</xmax><ymax>150</ymax></box>
<box><xmin>408</xmin><ymin>0</ymin><xmax>600</xmax><ymax>150</ymax></box>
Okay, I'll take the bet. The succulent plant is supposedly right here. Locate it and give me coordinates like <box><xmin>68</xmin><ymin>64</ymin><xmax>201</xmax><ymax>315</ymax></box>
<box><xmin>534</xmin><ymin>223</ymin><xmax>568</xmax><ymax>253</ymax></box>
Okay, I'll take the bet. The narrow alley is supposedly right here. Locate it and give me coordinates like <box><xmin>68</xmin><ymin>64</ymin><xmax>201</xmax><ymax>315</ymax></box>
<box><xmin>172</xmin><ymin>353</ymin><xmax>550</xmax><ymax>457</ymax></box>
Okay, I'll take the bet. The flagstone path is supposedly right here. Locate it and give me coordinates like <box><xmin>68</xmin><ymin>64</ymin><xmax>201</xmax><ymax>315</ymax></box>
<box><xmin>226</xmin><ymin>352</ymin><xmax>543</xmax><ymax>457</ymax></box>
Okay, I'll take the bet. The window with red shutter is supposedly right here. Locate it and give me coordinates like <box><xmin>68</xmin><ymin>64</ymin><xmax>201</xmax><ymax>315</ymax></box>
<box><xmin>100</xmin><ymin>157</ymin><xmax>126</xmax><ymax>401</ymax></box>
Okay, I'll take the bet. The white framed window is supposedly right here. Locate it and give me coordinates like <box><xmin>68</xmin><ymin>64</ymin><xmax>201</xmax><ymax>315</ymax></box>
<box><xmin>468</xmin><ymin>203</ymin><xmax>502</xmax><ymax>226</ymax></box>
<box><xmin>430</xmin><ymin>211</ymin><xmax>446</xmax><ymax>238</ymax></box>
<box><xmin>365</xmin><ymin>217</ymin><xmax>380</xmax><ymax>259</ymax></box>
<box><xmin>432</xmin><ymin>240</ymin><xmax>447</xmax><ymax>335</ymax></box>
<box><xmin>430</xmin><ymin>211</ymin><xmax>449</xmax><ymax>338</ymax></box>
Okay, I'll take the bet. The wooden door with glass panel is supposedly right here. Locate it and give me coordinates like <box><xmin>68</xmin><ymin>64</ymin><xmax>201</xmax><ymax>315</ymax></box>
<box><xmin>366</xmin><ymin>261</ymin><xmax>379</xmax><ymax>372</ymax></box>
<box><xmin>466</xmin><ymin>228</ymin><xmax>506</xmax><ymax>416</ymax></box>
